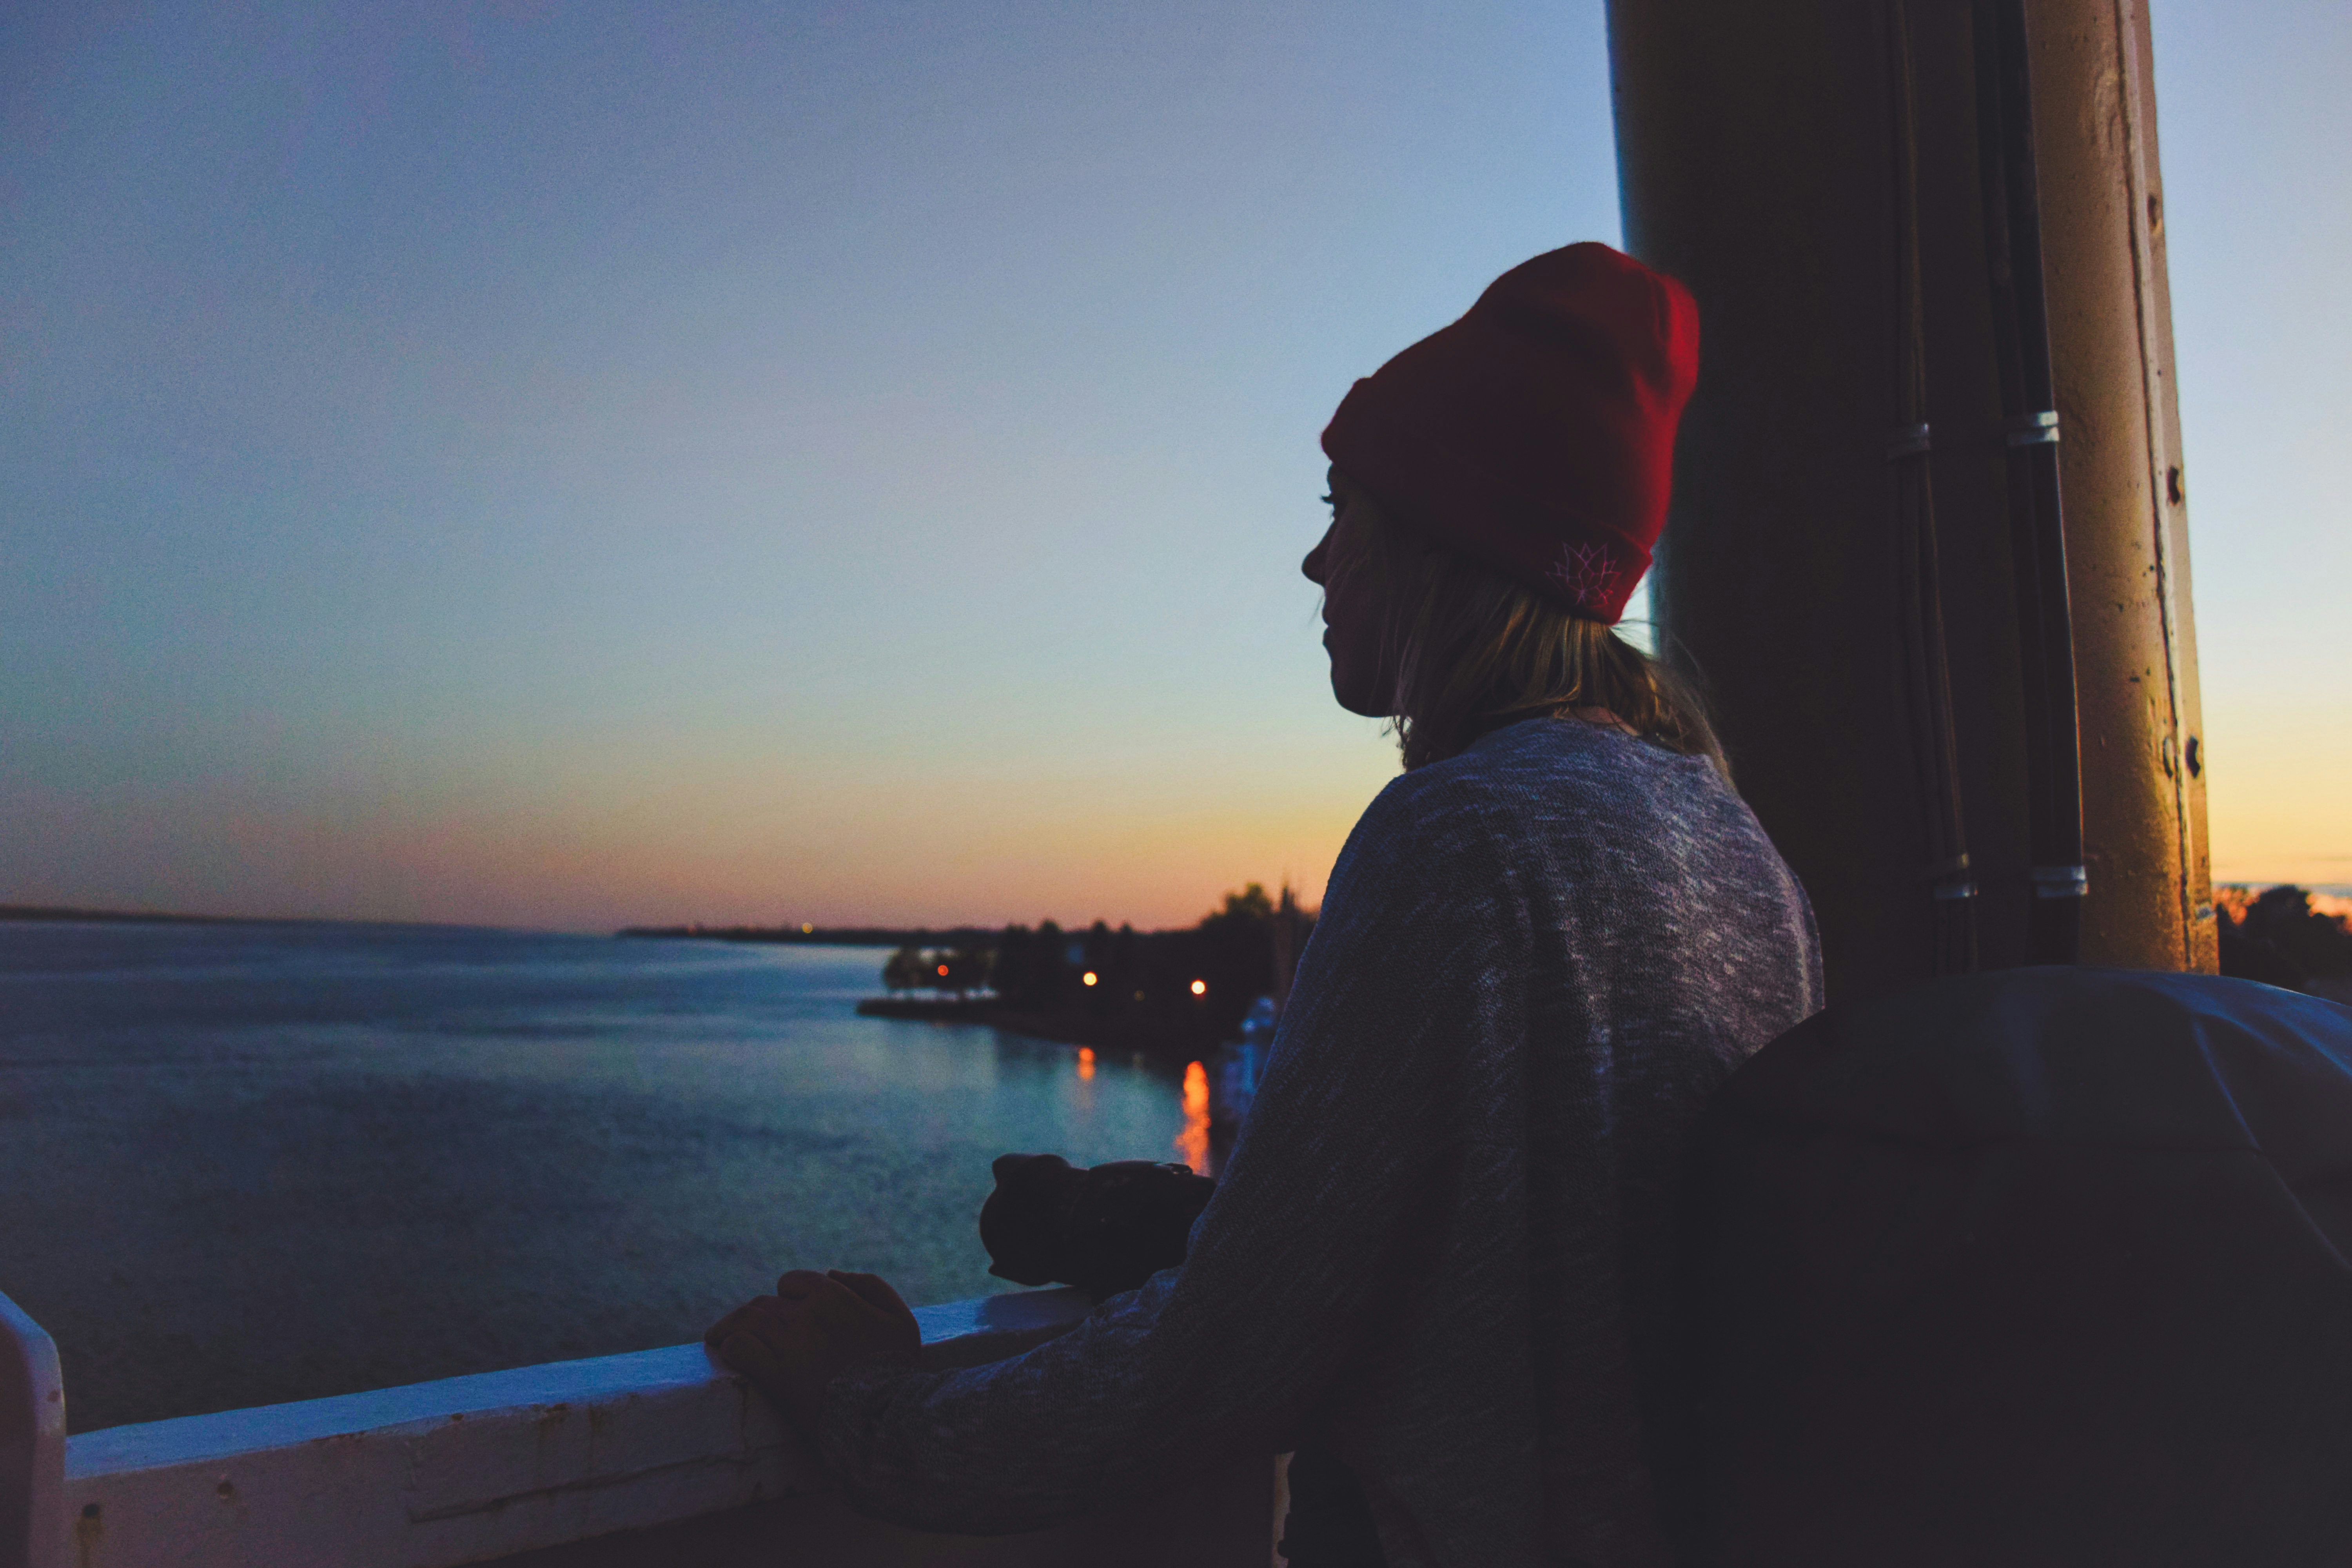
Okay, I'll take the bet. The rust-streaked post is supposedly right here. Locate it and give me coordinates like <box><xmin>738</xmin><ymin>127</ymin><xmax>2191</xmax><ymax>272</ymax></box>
<box><xmin>1606</xmin><ymin>0</ymin><xmax>2212</xmax><ymax>999</ymax></box>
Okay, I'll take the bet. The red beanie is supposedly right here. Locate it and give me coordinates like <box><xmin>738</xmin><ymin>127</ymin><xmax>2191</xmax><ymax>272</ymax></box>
<box><xmin>1319</xmin><ymin>242</ymin><xmax>1699</xmax><ymax>624</ymax></box>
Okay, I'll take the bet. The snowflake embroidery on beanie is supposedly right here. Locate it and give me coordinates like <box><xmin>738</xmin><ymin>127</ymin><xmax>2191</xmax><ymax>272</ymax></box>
<box><xmin>1547</xmin><ymin>543</ymin><xmax>1619</xmax><ymax>611</ymax></box>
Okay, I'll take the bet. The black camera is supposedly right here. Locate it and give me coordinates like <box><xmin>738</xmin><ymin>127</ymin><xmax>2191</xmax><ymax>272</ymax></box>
<box><xmin>979</xmin><ymin>1153</ymin><xmax>1218</xmax><ymax>1298</ymax></box>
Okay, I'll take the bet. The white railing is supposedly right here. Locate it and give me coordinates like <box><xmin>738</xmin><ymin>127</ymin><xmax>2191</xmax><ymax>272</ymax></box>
<box><xmin>3</xmin><ymin>1285</ymin><xmax>1268</xmax><ymax>1568</ymax></box>
<box><xmin>1</xmin><ymin>1291</ymin><xmax>66</xmax><ymax>1568</ymax></box>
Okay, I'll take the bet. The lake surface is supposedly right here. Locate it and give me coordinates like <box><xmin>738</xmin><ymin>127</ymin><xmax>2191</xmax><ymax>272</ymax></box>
<box><xmin>0</xmin><ymin>920</ymin><xmax>1203</xmax><ymax>1433</ymax></box>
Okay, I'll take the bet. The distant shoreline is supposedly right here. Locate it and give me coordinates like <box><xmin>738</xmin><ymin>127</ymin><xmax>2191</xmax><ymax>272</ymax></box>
<box><xmin>0</xmin><ymin>905</ymin><xmax>518</xmax><ymax>933</ymax></box>
<box><xmin>18</xmin><ymin>882</ymin><xmax>2345</xmax><ymax>941</ymax></box>
<box><xmin>617</xmin><ymin>923</ymin><xmax>1005</xmax><ymax>949</ymax></box>
<box><xmin>2</xmin><ymin>908</ymin><xmax>1001</xmax><ymax>944</ymax></box>
<box><xmin>0</xmin><ymin>904</ymin><xmax>310</xmax><ymax>927</ymax></box>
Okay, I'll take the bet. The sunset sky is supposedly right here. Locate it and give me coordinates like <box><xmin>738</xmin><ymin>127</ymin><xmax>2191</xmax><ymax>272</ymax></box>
<box><xmin>4</xmin><ymin>0</ymin><xmax>2346</xmax><ymax>931</ymax></box>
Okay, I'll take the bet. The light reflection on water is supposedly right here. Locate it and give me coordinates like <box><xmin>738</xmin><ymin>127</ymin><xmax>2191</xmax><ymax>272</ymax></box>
<box><xmin>0</xmin><ymin>921</ymin><xmax>1199</xmax><ymax>1432</ymax></box>
<box><xmin>1176</xmin><ymin>1058</ymin><xmax>1212</xmax><ymax>1172</ymax></box>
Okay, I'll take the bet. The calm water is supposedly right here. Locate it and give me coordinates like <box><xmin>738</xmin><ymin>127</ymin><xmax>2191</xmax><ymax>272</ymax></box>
<box><xmin>0</xmin><ymin>921</ymin><xmax>1201</xmax><ymax>1433</ymax></box>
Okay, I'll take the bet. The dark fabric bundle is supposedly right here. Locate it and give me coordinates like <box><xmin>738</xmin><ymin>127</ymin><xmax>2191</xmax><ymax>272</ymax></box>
<box><xmin>1674</xmin><ymin>966</ymin><xmax>2352</xmax><ymax>1567</ymax></box>
<box><xmin>978</xmin><ymin>1153</ymin><xmax>1216</xmax><ymax>1299</ymax></box>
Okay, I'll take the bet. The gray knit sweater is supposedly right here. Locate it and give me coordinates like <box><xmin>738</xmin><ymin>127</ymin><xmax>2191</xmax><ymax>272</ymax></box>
<box><xmin>821</xmin><ymin>717</ymin><xmax>1824</xmax><ymax>1565</ymax></box>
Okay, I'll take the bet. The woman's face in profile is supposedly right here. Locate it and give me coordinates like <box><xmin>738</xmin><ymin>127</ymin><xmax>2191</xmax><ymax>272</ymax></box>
<box><xmin>1302</xmin><ymin>468</ymin><xmax>1394</xmax><ymax>719</ymax></box>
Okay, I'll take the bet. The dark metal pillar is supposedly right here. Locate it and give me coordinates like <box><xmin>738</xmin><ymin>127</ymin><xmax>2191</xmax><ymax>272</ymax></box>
<box><xmin>1606</xmin><ymin>0</ymin><xmax>2212</xmax><ymax>999</ymax></box>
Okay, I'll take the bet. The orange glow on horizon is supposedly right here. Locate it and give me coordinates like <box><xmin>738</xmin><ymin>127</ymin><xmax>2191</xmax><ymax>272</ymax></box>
<box><xmin>61</xmin><ymin>766</ymin><xmax>1363</xmax><ymax>935</ymax></box>
<box><xmin>1076</xmin><ymin>1046</ymin><xmax>1095</xmax><ymax>1080</ymax></box>
<box><xmin>1175</xmin><ymin>1059</ymin><xmax>1210</xmax><ymax>1171</ymax></box>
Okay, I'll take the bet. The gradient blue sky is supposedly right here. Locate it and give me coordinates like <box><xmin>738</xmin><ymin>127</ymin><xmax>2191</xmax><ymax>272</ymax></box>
<box><xmin>4</xmin><ymin>0</ymin><xmax>2345</xmax><ymax>931</ymax></box>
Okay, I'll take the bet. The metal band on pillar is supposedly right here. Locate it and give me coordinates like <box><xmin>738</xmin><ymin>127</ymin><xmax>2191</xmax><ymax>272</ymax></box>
<box><xmin>2004</xmin><ymin>410</ymin><xmax>2060</xmax><ymax>446</ymax></box>
<box><xmin>1927</xmin><ymin>853</ymin><xmax>1978</xmax><ymax>902</ymax></box>
<box><xmin>2031</xmin><ymin>864</ymin><xmax>2090</xmax><ymax>899</ymax></box>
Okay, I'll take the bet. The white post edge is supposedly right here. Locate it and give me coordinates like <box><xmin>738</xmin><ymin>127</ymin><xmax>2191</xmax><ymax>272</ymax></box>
<box><xmin>49</xmin><ymin>1287</ymin><xmax>1088</xmax><ymax>1568</ymax></box>
<box><xmin>0</xmin><ymin>1289</ymin><xmax>68</xmax><ymax>1568</ymax></box>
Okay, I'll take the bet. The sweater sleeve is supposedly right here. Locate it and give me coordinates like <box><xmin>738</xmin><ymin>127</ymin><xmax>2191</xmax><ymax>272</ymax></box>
<box><xmin>816</xmin><ymin>780</ymin><xmax>1503</xmax><ymax>1534</ymax></box>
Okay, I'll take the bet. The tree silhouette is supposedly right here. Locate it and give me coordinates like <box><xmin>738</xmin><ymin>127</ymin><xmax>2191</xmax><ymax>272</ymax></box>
<box><xmin>991</xmin><ymin>925</ymin><xmax>1034</xmax><ymax>1002</ymax></box>
<box><xmin>942</xmin><ymin>944</ymin><xmax>993</xmax><ymax>998</ymax></box>
<box><xmin>999</xmin><ymin>920</ymin><xmax>1069</xmax><ymax>1009</ymax></box>
<box><xmin>2220</xmin><ymin>886</ymin><xmax>2352</xmax><ymax>989</ymax></box>
<box><xmin>866</xmin><ymin>886</ymin><xmax>1318</xmax><ymax>1040</ymax></box>
<box><xmin>882</xmin><ymin>944</ymin><xmax>925</xmax><ymax>994</ymax></box>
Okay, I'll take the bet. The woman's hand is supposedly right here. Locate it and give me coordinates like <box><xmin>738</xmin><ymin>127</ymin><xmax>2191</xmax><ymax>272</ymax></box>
<box><xmin>704</xmin><ymin>1269</ymin><xmax>922</xmax><ymax>1431</ymax></box>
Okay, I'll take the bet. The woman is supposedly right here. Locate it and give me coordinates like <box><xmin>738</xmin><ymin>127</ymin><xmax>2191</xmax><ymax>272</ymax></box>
<box><xmin>707</xmin><ymin>243</ymin><xmax>1822</xmax><ymax>1566</ymax></box>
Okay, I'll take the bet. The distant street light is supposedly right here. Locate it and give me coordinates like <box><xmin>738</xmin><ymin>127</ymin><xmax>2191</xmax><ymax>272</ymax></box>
<box><xmin>1082</xmin><ymin>971</ymin><xmax>1098</xmax><ymax>986</ymax></box>
<box><xmin>1190</xmin><ymin>979</ymin><xmax>1207</xmax><ymax>996</ymax></box>
<box><xmin>936</xmin><ymin>964</ymin><xmax>950</xmax><ymax>977</ymax></box>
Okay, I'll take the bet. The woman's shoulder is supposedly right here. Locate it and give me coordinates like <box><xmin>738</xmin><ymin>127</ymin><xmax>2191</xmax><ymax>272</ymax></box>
<box><xmin>1366</xmin><ymin>717</ymin><xmax>1714</xmax><ymax>827</ymax></box>
<box><xmin>1339</xmin><ymin>717</ymin><xmax>1764</xmax><ymax>898</ymax></box>
<box><xmin>1319</xmin><ymin>718</ymin><xmax>1811</xmax><ymax>988</ymax></box>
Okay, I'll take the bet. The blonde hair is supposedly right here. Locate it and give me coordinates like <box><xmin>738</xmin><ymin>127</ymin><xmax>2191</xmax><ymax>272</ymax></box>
<box><xmin>1328</xmin><ymin>495</ymin><xmax>1727</xmax><ymax>776</ymax></box>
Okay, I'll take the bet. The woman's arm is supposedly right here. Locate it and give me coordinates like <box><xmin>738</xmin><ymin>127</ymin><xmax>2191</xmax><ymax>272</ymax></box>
<box><xmin>818</xmin><ymin>791</ymin><xmax>1501</xmax><ymax>1534</ymax></box>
